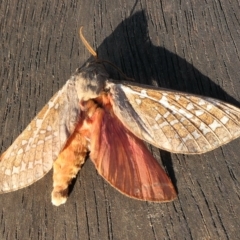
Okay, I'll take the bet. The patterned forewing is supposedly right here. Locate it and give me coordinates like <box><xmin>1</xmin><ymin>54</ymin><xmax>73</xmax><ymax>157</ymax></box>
<box><xmin>0</xmin><ymin>79</ymin><xmax>80</xmax><ymax>192</ymax></box>
<box><xmin>109</xmin><ymin>83</ymin><xmax>240</xmax><ymax>154</ymax></box>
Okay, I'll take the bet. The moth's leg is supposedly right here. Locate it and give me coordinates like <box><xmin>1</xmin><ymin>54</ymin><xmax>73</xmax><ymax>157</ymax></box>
<box><xmin>51</xmin><ymin>126</ymin><xmax>88</xmax><ymax>206</ymax></box>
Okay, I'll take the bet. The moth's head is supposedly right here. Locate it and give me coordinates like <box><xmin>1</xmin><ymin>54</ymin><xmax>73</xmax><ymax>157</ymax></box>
<box><xmin>73</xmin><ymin>61</ymin><xmax>109</xmax><ymax>101</ymax></box>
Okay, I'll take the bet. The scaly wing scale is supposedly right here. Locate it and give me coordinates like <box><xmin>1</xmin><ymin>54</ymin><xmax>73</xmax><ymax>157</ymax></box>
<box><xmin>108</xmin><ymin>82</ymin><xmax>240</xmax><ymax>154</ymax></box>
<box><xmin>0</xmin><ymin>79</ymin><xmax>80</xmax><ymax>193</ymax></box>
<box><xmin>88</xmin><ymin>101</ymin><xmax>176</xmax><ymax>202</ymax></box>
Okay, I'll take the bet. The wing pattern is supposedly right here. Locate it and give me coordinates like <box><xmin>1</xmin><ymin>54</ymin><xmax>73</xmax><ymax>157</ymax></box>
<box><xmin>108</xmin><ymin>83</ymin><xmax>240</xmax><ymax>154</ymax></box>
<box><xmin>0</xmin><ymin>79</ymin><xmax>80</xmax><ymax>192</ymax></box>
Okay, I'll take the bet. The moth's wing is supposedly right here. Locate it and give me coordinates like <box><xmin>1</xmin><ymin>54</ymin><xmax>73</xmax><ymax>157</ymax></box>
<box><xmin>89</xmin><ymin>108</ymin><xmax>176</xmax><ymax>202</ymax></box>
<box><xmin>0</xmin><ymin>79</ymin><xmax>80</xmax><ymax>193</ymax></box>
<box><xmin>107</xmin><ymin>82</ymin><xmax>240</xmax><ymax>154</ymax></box>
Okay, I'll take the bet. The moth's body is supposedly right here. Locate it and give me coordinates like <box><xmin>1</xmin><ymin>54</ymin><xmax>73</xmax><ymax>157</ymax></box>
<box><xmin>51</xmin><ymin>61</ymin><xmax>177</xmax><ymax>205</ymax></box>
<box><xmin>1</xmin><ymin>59</ymin><xmax>240</xmax><ymax>206</ymax></box>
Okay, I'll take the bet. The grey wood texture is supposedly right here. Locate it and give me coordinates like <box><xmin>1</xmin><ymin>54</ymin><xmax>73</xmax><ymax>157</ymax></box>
<box><xmin>0</xmin><ymin>0</ymin><xmax>240</xmax><ymax>239</ymax></box>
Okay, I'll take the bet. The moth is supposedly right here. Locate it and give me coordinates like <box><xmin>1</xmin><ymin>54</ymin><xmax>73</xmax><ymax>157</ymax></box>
<box><xmin>1</xmin><ymin>28</ymin><xmax>240</xmax><ymax>206</ymax></box>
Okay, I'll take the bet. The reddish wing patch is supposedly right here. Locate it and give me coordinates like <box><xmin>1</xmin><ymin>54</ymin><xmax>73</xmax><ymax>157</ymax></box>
<box><xmin>88</xmin><ymin>98</ymin><xmax>176</xmax><ymax>202</ymax></box>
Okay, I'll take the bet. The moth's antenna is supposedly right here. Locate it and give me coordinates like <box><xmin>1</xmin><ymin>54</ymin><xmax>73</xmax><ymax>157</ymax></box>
<box><xmin>79</xmin><ymin>27</ymin><xmax>134</xmax><ymax>81</ymax></box>
<box><xmin>79</xmin><ymin>27</ymin><xmax>97</xmax><ymax>58</ymax></box>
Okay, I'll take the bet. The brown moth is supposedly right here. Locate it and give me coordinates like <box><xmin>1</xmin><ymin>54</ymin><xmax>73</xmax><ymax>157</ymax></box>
<box><xmin>1</xmin><ymin>28</ymin><xmax>240</xmax><ymax>206</ymax></box>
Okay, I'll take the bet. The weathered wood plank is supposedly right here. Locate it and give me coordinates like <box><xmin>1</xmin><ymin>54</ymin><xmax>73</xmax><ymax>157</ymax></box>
<box><xmin>0</xmin><ymin>0</ymin><xmax>239</xmax><ymax>239</ymax></box>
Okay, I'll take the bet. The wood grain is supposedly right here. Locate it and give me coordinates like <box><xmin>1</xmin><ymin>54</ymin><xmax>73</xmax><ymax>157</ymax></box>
<box><xmin>0</xmin><ymin>0</ymin><xmax>240</xmax><ymax>239</ymax></box>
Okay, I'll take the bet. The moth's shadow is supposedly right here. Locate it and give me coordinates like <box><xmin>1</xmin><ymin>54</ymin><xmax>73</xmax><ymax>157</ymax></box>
<box><xmin>87</xmin><ymin>11</ymin><xmax>239</xmax><ymax>191</ymax></box>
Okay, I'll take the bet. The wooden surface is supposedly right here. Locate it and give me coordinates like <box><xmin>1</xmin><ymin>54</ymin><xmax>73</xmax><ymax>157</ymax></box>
<box><xmin>0</xmin><ymin>0</ymin><xmax>240</xmax><ymax>239</ymax></box>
